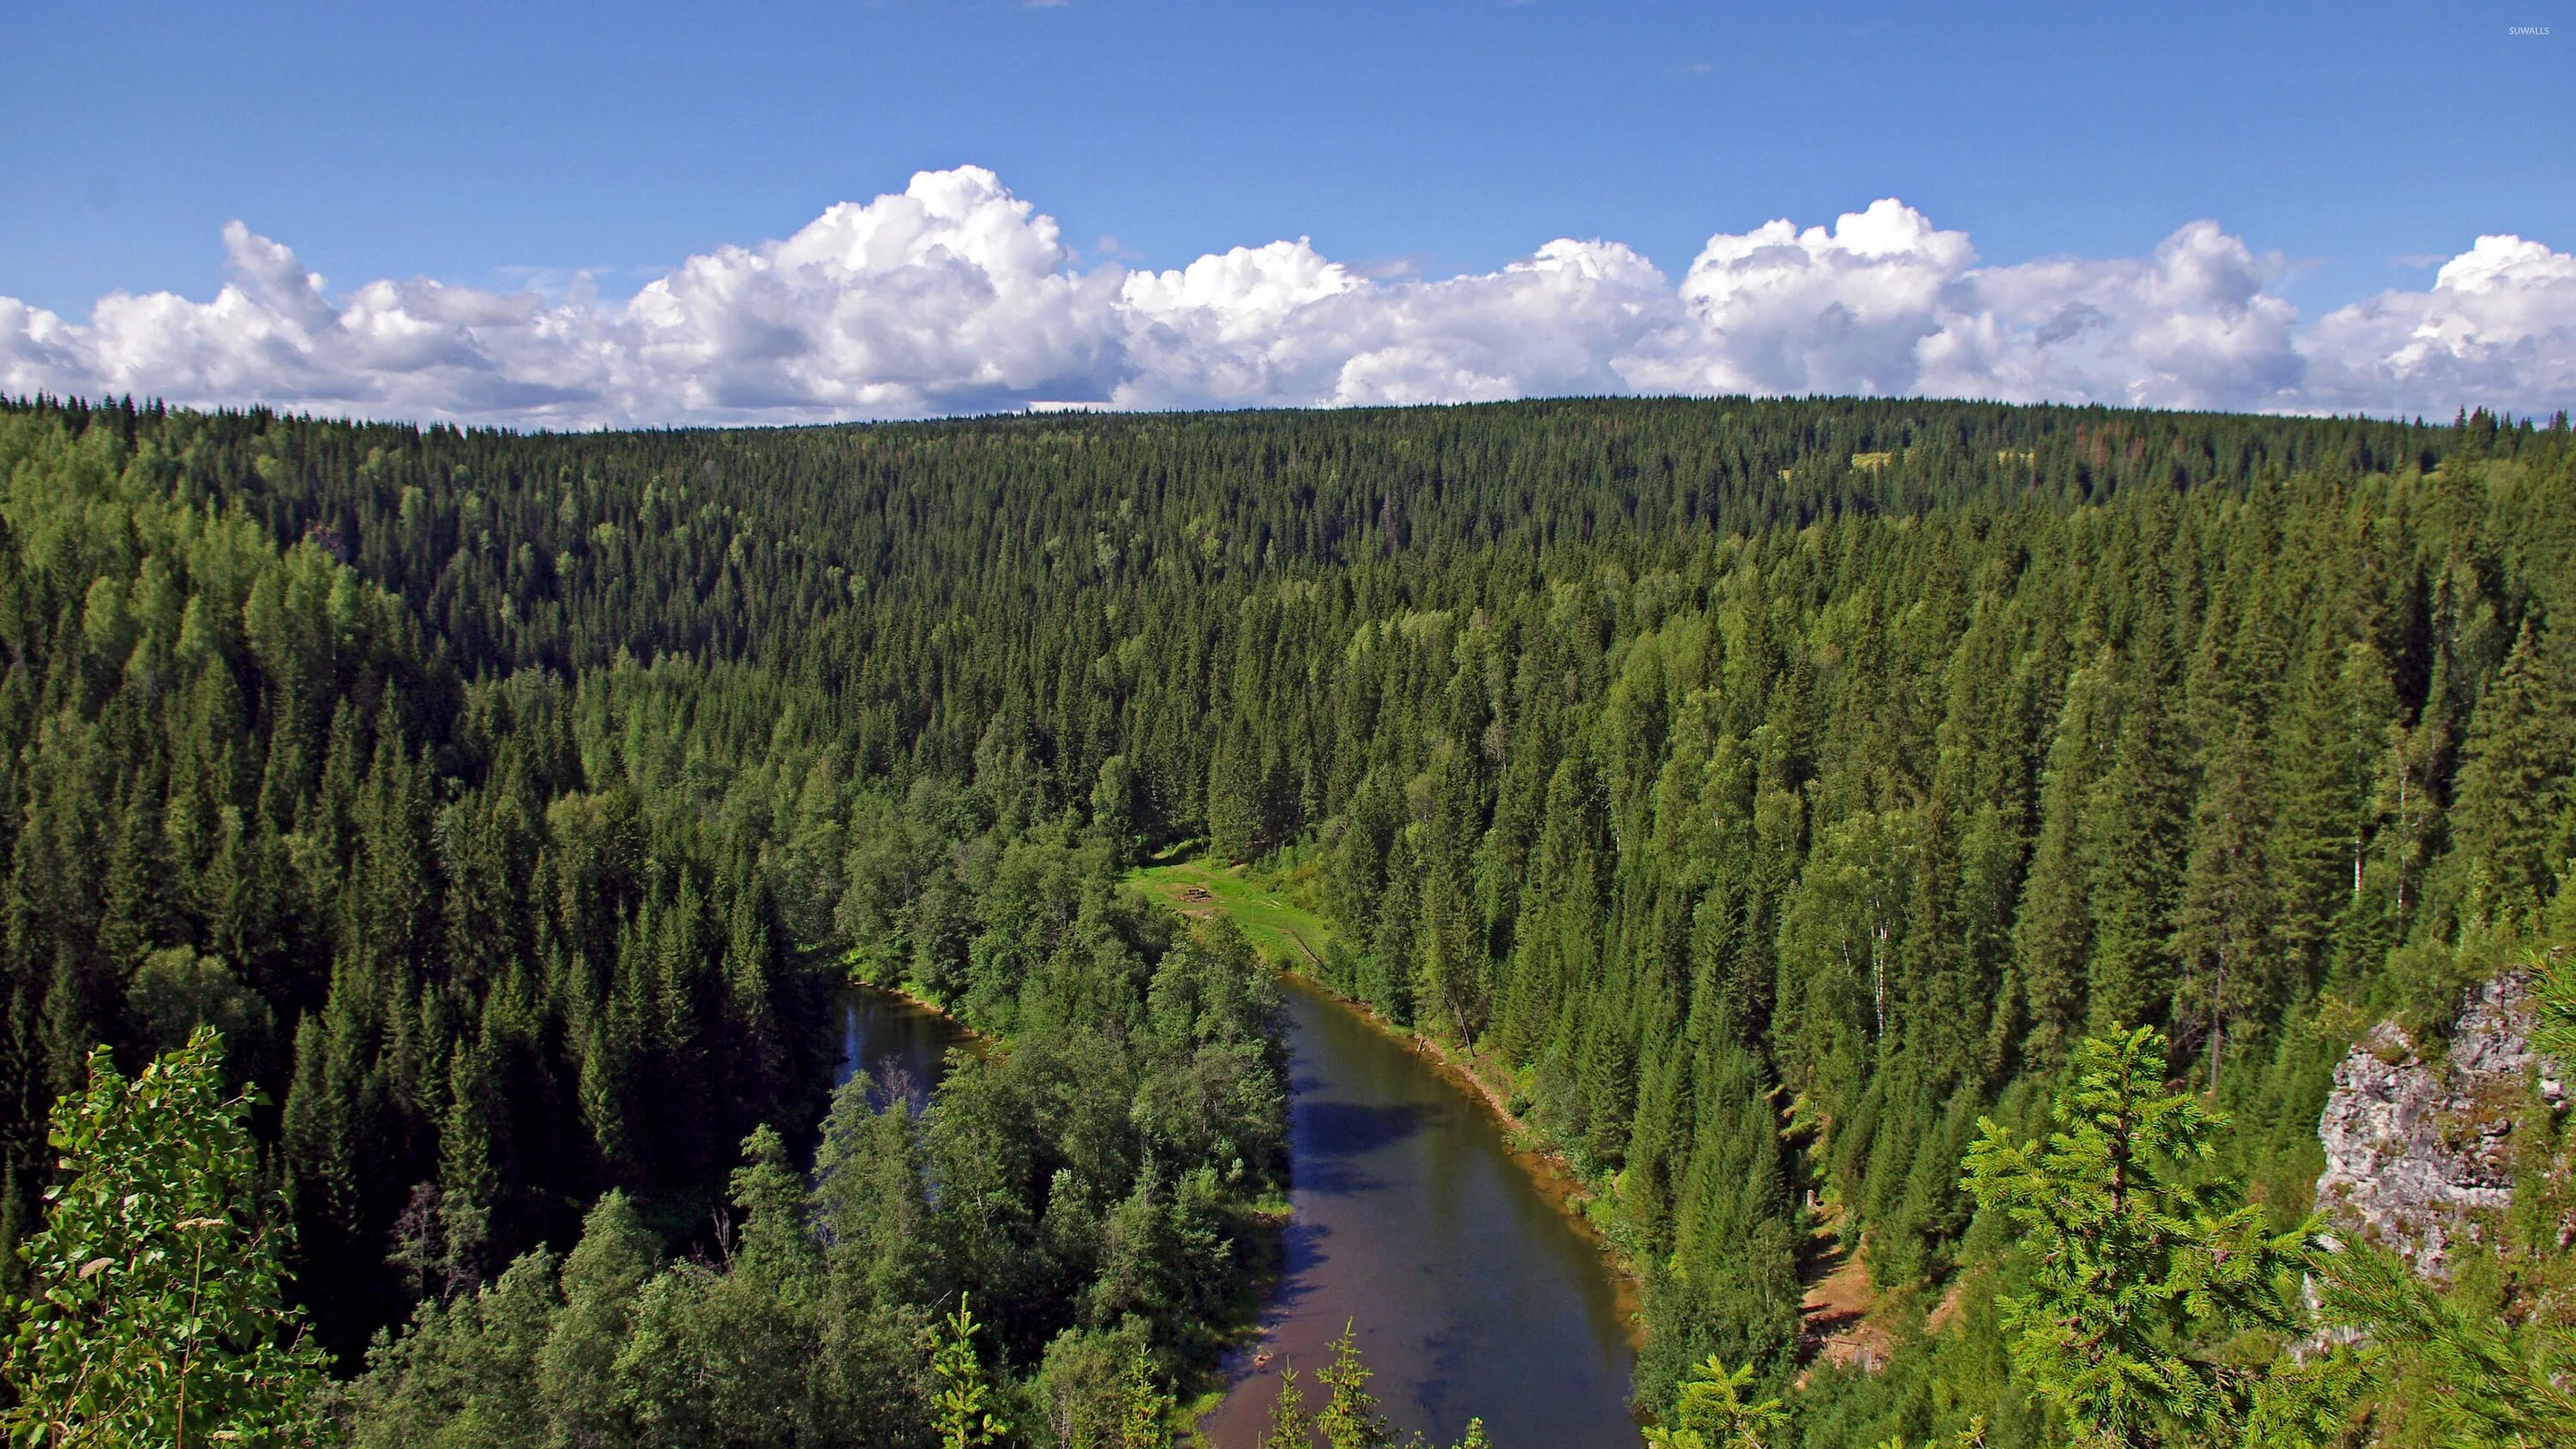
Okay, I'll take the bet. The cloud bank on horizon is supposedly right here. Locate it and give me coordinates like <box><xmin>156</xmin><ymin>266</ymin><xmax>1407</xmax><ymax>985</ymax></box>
<box><xmin>3</xmin><ymin>167</ymin><xmax>2571</xmax><ymax>429</ymax></box>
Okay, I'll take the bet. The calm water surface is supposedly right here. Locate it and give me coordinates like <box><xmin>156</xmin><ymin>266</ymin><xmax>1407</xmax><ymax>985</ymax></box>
<box><xmin>833</xmin><ymin>985</ymin><xmax>968</xmax><ymax>1107</ymax></box>
<box><xmin>1200</xmin><ymin>976</ymin><xmax>1637</xmax><ymax>1448</ymax></box>
<box><xmin>833</xmin><ymin>979</ymin><xmax>1638</xmax><ymax>1447</ymax></box>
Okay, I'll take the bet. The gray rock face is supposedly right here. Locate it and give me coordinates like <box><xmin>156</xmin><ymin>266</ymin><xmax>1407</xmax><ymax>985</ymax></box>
<box><xmin>2313</xmin><ymin>973</ymin><xmax>2564</xmax><ymax>1278</ymax></box>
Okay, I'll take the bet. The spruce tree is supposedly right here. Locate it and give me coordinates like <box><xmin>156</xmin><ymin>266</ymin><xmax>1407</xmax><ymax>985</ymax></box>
<box><xmin>1963</xmin><ymin>1026</ymin><xmax>2329</xmax><ymax>1448</ymax></box>
<box><xmin>2171</xmin><ymin>713</ymin><xmax>2275</xmax><ymax>1089</ymax></box>
<box><xmin>2445</xmin><ymin>621</ymin><xmax>2575</xmax><ymax>927</ymax></box>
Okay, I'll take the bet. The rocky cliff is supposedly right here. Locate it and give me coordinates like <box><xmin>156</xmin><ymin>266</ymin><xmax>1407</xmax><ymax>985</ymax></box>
<box><xmin>2313</xmin><ymin>973</ymin><xmax>2565</xmax><ymax>1278</ymax></box>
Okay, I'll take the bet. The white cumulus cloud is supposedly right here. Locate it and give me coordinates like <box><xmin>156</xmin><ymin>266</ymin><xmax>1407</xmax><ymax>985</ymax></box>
<box><xmin>1117</xmin><ymin>235</ymin><xmax>1675</xmax><ymax>409</ymax></box>
<box><xmin>2298</xmin><ymin>234</ymin><xmax>2576</xmax><ymax>416</ymax></box>
<box><xmin>1643</xmin><ymin>197</ymin><xmax>1978</xmax><ymax>397</ymax></box>
<box><xmin>1918</xmin><ymin>221</ymin><xmax>2306</xmax><ymax>411</ymax></box>
<box><xmin>2</xmin><ymin>168</ymin><xmax>2568</xmax><ymax>427</ymax></box>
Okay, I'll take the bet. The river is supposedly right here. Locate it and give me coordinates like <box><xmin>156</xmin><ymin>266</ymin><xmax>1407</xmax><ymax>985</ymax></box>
<box><xmin>833</xmin><ymin>976</ymin><xmax>1640</xmax><ymax>1447</ymax></box>
<box><xmin>833</xmin><ymin>985</ymin><xmax>963</xmax><ymax>1112</ymax></box>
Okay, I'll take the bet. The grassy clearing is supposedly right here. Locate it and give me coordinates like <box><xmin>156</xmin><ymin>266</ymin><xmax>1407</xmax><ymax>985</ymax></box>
<box><xmin>1124</xmin><ymin>843</ymin><xmax>1338</xmax><ymax>970</ymax></box>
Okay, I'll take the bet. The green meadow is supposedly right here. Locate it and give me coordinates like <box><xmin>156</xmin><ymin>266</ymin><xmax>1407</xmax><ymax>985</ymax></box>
<box><xmin>1124</xmin><ymin>845</ymin><xmax>1338</xmax><ymax>971</ymax></box>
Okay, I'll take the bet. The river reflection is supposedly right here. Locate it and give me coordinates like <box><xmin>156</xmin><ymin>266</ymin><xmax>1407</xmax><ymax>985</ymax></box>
<box><xmin>1200</xmin><ymin>975</ymin><xmax>1638</xmax><ymax>1448</ymax></box>
<box><xmin>833</xmin><ymin>985</ymin><xmax>969</xmax><ymax>1109</ymax></box>
<box><xmin>832</xmin><ymin>977</ymin><xmax>1638</xmax><ymax>1446</ymax></box>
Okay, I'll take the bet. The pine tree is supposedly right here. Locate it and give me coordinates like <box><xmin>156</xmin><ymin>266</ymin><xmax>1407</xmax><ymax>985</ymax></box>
<box><xmin>536</xmin><ymin>1189</ymin><xmax>658</xmax><ymax>1443</ymax></box>
<box><xmin>1642</xmin><ymin>1355</ymin><xmax>1788</xmax><ymax>1449</ymax></box>
<box><xmin>931</xmin><ymin>1292</ymin><xmax>1009</xmax><ymax>1448</ymax></box>
<box><xmin>2170</xmin><ymin>713</ymin><xmax>2275</xmax><ymax>1089</ymax></box>
<box><xmin>1090</xmin><ymin>754</ymin><xmax>1139</xmax><ymax>868</ymax></box>
<box><xmin>1369</xmin><ymin>831</ymin><xmax>1422</xmax><ymax>1027</ymax></box>
<box><xmin>2015</xmin><ymin>658</ymin><xmax>2111</xmax><ymax>1062</ymax></box>
<box><xmin>1260</xmin><ymin>1367</ymin><xmax>1315</xmax><ymax>1449</ymax></box>
<box><xmin>2317</xmin><ymin>1244</ymin><xmax>2571</xmax><ymax>1448</ymax></box>
<box><xmin>1207</xmin><ymin>724</ymin><xmax>1267</xmax><ymax>864</ymax></box>
<box><xmin>1118</xmin><ymin>1349</ymin><xmax>1173</xmax><ymax>1448</ymax></box>
<box><xmin>1315</xmin><ymin>1322</ymin><xmax>1393</xmax><ymax>1449</ymax></box>
<box><xmin>2081</xmin><ymin>645</ymin><xmax>2191</xmax><ymax>1036</ymax></box>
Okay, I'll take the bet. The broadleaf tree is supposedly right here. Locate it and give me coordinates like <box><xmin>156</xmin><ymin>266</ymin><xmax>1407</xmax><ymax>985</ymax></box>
<box><xmin>0</xmin><ymin>1028</ymin><xmax>331</xmax><ymax>1448</ymax></box>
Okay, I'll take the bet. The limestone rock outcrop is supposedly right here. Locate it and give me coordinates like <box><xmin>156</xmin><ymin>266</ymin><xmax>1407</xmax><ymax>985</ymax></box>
<box><xmin>2313</xmin><ymin>973</ymin><xmax>2564</xmax><ymax>1278</ymax></box>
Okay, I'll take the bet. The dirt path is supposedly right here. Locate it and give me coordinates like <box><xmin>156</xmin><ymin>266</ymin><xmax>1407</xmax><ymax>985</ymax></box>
<box><xmin>1797</xmin><ymin>1236</ymin><xmax>1892</xmax><ymax>1379</ymax></box>
<box><xmin>1786</xmin><ymin>1199</ymin><xmax>1902</xmax><ymax>1385</ymax></box>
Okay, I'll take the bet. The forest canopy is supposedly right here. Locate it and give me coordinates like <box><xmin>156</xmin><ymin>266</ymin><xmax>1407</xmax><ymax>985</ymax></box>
<box><xmin>0</xmin><ymin>391</ymin><xmax>2567</xmax><ymax>1446</ymax></box>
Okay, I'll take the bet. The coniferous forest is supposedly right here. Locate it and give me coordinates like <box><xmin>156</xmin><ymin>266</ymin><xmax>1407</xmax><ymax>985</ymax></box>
<box><xmin>0</xmin><ymin>391</ymin><xmax>2572</xmax><ymax>1447</ymax></box>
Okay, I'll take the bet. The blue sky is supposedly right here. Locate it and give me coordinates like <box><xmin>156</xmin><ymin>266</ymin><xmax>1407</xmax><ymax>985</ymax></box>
<box><xmin>11</xmin><ymin>0</ymin><xmax>2565</xmax><ymax>312</ymax></box>
<box><xmin>3</xmin><ymin>2</ymin><xmax>2569</xmax><ymax>425</ymax></box>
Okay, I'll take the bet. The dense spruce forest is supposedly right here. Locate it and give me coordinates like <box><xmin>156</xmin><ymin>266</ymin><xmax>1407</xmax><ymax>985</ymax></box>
<box><xmin>0</xmin><ymin>391</ymin><xmax>2571</xmax><ymax>1446</ymax></box>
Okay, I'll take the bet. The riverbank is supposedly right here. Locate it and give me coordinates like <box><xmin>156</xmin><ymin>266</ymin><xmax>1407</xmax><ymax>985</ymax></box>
<box><xmin>1123</xmin><ymin>853</ymin><xmax>1647</xmax><ymax>1349</ymax></box>
<box><xmin>1289</xmin><ymin>972</ymin><xmax>1649</xmax><ymax>1348</ymax></box>
<box><xmin>837</xmin><ymin>969</ymin><xmax>999</xmax><ymax>1047</ymax></box>
<box><xmin>1194</xmin><ymin>968</ymin><xmax>1643</xmax><ymax>1446</ymax></box>
<box><xmin>833</xmin><ymin>979</ymin><xmax>1291</xmax><ymax>1439</ymax></box>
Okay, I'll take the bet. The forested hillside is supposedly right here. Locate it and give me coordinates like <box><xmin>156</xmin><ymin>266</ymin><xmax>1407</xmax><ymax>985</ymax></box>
<box><xmin>0</xmin><ymin>391</ymin><xmax>2568</xmax><ymax>1445</ymax></box>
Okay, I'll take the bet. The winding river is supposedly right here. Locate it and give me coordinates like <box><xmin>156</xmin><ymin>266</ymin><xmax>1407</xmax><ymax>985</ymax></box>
<box><xmin>834</xmin><ymin>976</ymin><xmax>1640</xmax><ymax>1447</ymax></box>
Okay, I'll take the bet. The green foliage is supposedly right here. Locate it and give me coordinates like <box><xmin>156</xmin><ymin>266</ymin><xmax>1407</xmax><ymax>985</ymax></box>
<box><xmin>1867</xmin><ymin>1424</ymin><xmax>1989</xmax><ymax>1449</ymax></box>
<box><xmin>1259</xmin><ymin>1367</ymin><xmax>1314</xmax><ymax>1449</ymax></box>
<box><xmin>2531</xmin><ymin>944</ymin><xmax>2576</xmax><ymax>1067</ymax></box>
<box><xmin>0</xmin><ymin>391</ymin><xmax>2564</xmax><ymax>1443</ymax></box>
<box><xmin>1962</xmin><ymin>1027</ymin><xmax>2333</xmax><ymax>1448</ymax></box>
<box><xmin>1115</xmin><ymin>1350</ymin><xmax>1172</xmax><ymax>1448</ymax></box>
<box><xmin>1266</xmin><ymin>1326</ymin><xmax>1492</xmax><ymax>1449</ymax></box>
<box><xmin>1644</xmin><ymin>1355</ymin><xmax>1790</xmax><ymax>1449</ymax></box>
<box><xmin>2318</xmin><ymin>1243</ymin><xmax>2575</xmax><ymax>1448</ymax></box>
<box><xmin>344</xmin><ymin>870</ymin><xmax>1285</xmax><ymax>1445</ymax></box>
<box><xmin>2442</xmin><ymin>627</ymin><xmax>2576</xmax><ymax>931</ymax></box>
<box><xmin>1314</xmin><ymin>1322</ymin><xmax>1393</xmax><ymax>1449</ymax></box>
<box><xmin>0</xmin><ymin>1028</ymin><xmax>330</xmax><ymax>1447</ymax></box>
<box><xmin>930</xmin><ymin>1294</ymin><xmax>1007</xmax><ymax>1449</ymax></box>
